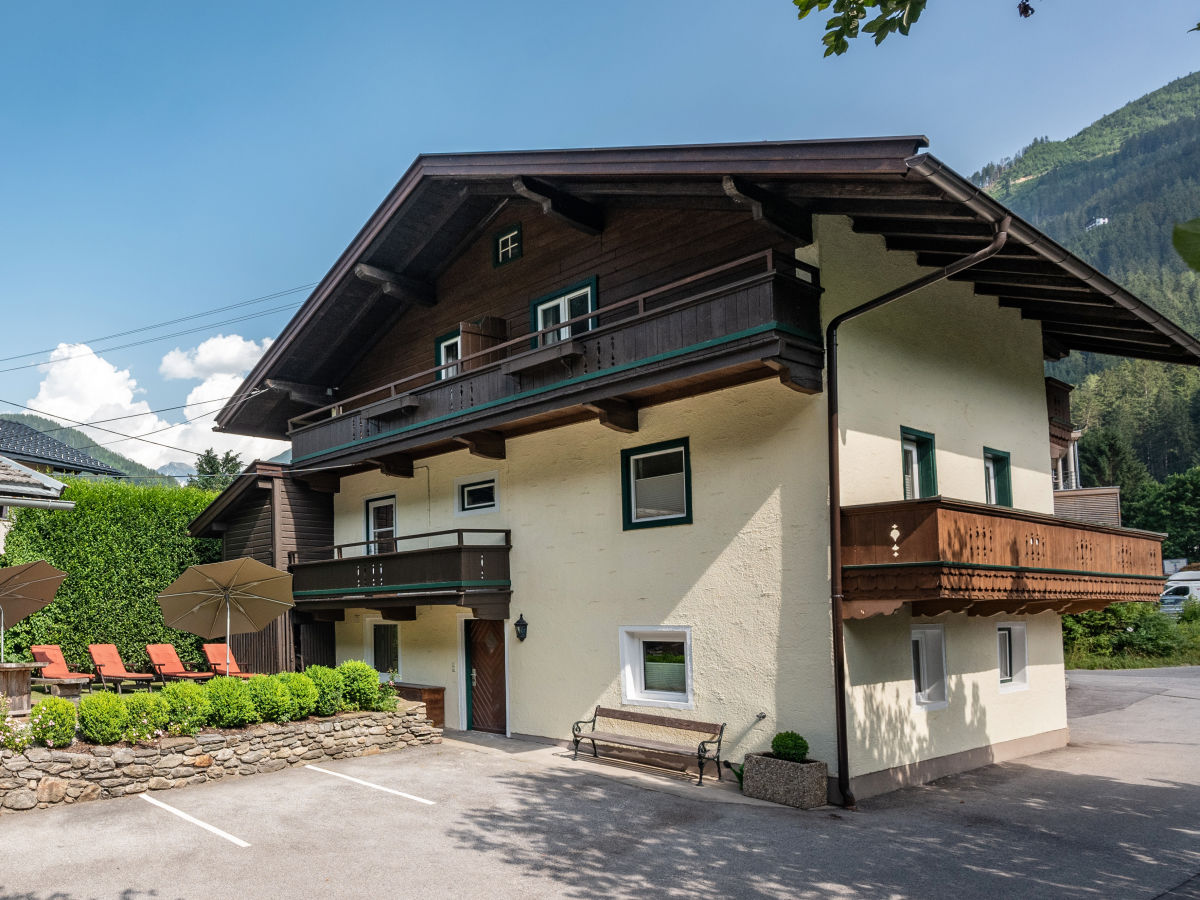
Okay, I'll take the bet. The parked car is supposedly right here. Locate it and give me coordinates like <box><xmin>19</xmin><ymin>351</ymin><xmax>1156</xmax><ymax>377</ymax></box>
<box><xmin>1159</xmin><ymin>571</ymin><xmax>1200</xmax><ymax>617</ymax></box>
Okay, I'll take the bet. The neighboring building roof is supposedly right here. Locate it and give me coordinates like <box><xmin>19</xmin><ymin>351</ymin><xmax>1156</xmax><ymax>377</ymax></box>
<box><xmin>0</xmin><ymin>419</ymin><xmax>123</xmax><ymax>476</ymax></box>
<box><xmin>213</xmin><ymin>137</ymin><xmax>1200</xmax><ymax>439</ymax></box>
<box><xmin>188</xmin><ymin>460</ymin><xmax>285</xmax><ymax>538</ymax></box>
<box><xmin>0</xmin><ymin>454</ymin><xmax>72</xmax><ymax>505</ymax></box>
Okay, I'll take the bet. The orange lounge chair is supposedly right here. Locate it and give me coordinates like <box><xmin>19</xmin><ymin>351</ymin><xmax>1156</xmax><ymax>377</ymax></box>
<box><xmin>203</xmin><ymin>644</ymin><xmax>257</xmax><ymax>678</ymax></box>
<box><xmin>31</xmin><ymin>644</ymin><xmax>94</xmax><ymax>691</ymax></box>
<box><xmin>87</xmin><ymin>644</ymin><xmax>154</xmax><ymax>693</ymax></box>
<box><xmin>146</xmin><ymin>644</ymin><xmax>213</xmax><ymax>686</ymax></box>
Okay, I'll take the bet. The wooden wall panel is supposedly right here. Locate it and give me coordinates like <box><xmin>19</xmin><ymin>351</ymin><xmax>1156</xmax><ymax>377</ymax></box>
<box><xmin>278</xmin><ymin>478</ymin><xmax>333</xmax><ymax>558</ymax></box>
<box><xmin>339</xmin><ymin>205</ymin><xmax>790</xmax><ymax>397</ymax></box>
<box><xmin>222</xmin><ymin>491</ymin><xmax>273</xmax><ymax>564</ymax></box>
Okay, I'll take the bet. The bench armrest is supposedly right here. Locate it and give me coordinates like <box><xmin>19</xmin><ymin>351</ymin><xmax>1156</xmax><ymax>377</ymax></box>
<box><xmin>697</xmin><ymin>723</ymin><xmax>726</xmax><ymax>759</ymax></box>
<box><xmin>571</xmin><ymin>712</ymin><xmax>598</xmax><ymax>737</ymax></box>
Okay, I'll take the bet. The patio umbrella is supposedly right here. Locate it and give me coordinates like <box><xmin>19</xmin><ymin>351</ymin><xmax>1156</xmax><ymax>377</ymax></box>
<box><xmin>0</xmin><ymin>560</ymin><xmax>67</xmax><ymax>663</ymax></box>
<box><xmin>156</xmin><ymin>557</ymin><xmax>293</xmax><ymax>670</ymax></box>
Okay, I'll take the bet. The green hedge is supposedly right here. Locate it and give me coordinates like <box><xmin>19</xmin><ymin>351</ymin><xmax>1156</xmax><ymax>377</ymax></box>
<box><xmin>1</xmin><ymin>479</ymin><xmax>220</xmax><ymax>672</ymax></box>
<box><xmin>78</xmin><ymin>692</ymin><xmax>130</xmax><ymax>744</ymax></box>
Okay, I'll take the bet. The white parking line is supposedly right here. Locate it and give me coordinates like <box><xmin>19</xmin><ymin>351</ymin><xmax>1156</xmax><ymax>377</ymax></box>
<box><xmin>139</xmin><ymin>794</ymin><xmax>251</xmax><ymax>847</ymax></box>
<box><xmin>305</xmin><ymin>764</ymin><xmax>436</xmax><ymax>805</ymax></box>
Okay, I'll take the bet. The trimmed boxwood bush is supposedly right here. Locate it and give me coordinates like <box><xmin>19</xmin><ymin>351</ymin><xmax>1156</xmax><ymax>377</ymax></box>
<box><xmin>124</xmin><ymin>692</ymin><xmax>170</xmax><ymax>743</ymax></box>
<box><xmin>160</xmin><ymin>681</ymin><xmax>210</xmax><ymax>736</ymax></box>
<box><xmin>206</xmin><ymin>676</ymin><xmax>259</xmax><ymax>728</ymax></box>
<box><xmin>304</xmin><ymin>665</ymin><xmax>344</xmax><ymax>716</ymax></box>
<box><xmin>247</xmin><ymin>674</ymin><xmax>294</xmax><ymax>723</ymax></box>
<box><xmin>771</xmin><ymin>731</ymin><xmax>809</xmax><ymax>763</ymax></box>
<box><xmin>78</xmin><ymin>692</ymin><xmax>131</xmax><ymax>744</ymax></box>
<box><xmin>337</xmin><ymin>660</ymin><xmax>380</xmax><ymax>711</ymax></box>
<box><xmin>29</xmin><ymin>696</ymin><xmax>77</xmax><ymax>748</ymax></box>
<box><xmin>278</xmin><ymin>672</ymin><xmax>318</xmax><ymax>719</ymax></box>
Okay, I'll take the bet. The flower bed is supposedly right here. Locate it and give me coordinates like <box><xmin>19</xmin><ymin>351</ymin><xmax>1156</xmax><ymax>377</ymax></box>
<box><xmin>0</xmin><ymin>703</ymin><xmax>440</xmax><ymax>813</ymax></box>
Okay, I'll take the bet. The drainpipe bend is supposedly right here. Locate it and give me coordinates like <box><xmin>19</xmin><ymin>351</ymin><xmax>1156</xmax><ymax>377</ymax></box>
<box><xmin>826</xmin><ymin>216</ymin><xmax>1010</xmax><ymax>808</ymax></box>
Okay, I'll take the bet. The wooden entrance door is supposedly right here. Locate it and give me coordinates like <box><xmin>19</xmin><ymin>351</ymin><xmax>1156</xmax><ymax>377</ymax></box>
<box><xmin>465</xmin><ymin>619</ymin><xmax>506</xmax><ymax>734</ymax></box>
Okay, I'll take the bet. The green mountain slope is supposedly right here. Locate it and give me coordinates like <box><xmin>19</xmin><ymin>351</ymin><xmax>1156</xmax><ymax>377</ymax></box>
<box><xmin>0</xmin><ymin>413</ymin><xmax>164</xmax><ymax>483</ymax></box>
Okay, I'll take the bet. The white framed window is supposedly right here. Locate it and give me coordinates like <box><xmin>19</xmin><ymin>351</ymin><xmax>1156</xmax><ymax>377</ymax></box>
<box><xmin>437</xmin><ymin>333</ymin><xmax>461</xmax><ymax>379</ymax></box>
<box><xmin>621</xmin><ymin>438</ymin><xmax>691</xmax><ymax>530</ymax></box>
<box><xmin>534</xmin><ymin>281</ymin><xmax>595</xmax><ymax>346</ymax></box>
<box><xmin>997</xmin><ymin>622</ymin><xmax>1029</xmax><ymax>692</ymax></box>
<box><xmin>911</xmin><ymin>625</ymin><xmax>947</xmax><ymax>709</ymax></box>
<box><xmin>365</xmin><ymin>496</ymin><xmax>396</xmax><ymax>555</ymax></box>
<box><xmin>902</xmin><ymin>440</ymin><xmax>919</xmax><ymax>499</ymax></box>
<box><xmin>455</xmin><ymin>473</ymin><xmax>498</xmax><ymax>516</ymax></box>
<box><xmin>618</xmin><ymin>626</ymin><xmax>693</xmax><ymax>709</ymax></box>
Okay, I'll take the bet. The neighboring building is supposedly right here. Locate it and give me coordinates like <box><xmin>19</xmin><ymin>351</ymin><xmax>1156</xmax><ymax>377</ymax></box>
<box><xmin>197</xmin><ymin>138</ymin><xmax>1196</xmax><ymax>802</ymax></box>
<box><xmin>1045</xmin><ymin>378</ymin><xmax>1123</xmax><ymax>526</ymax></box>
<box><xmin>0</xmin><ymin>455</ymin><xmax>74</xmax><ymax>552</ymax></box>
<box><xmin>0</xmin><ymin>419</ymin><xmax>122</xmax><ymax>478</ymax></box>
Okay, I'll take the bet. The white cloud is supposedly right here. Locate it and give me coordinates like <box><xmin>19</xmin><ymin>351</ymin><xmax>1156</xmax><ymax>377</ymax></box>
<box><xmin>159</xmin><ymin>334</ymin><xmax>273</xmax><ymax>380</ymax></box>
<box><xmin>27</xmin><ymin>341</ymin><xmax>287</xmax><ymax>472</ymax></box>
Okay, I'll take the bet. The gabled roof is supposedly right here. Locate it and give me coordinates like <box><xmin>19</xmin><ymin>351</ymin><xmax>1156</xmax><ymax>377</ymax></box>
<box><xmin>0</xmin><ymin>419</ymin><xmax>123</xmax><ymax>477</ymax></box>
<box><xmin>188</xmin><ymin>460</ymin><xmax>284</xmax><ymax>538</ymax></box>
<box><xmin>214</xmin><ymin>138</ymin><xmax>1200</xmax><ymax>439</ymax></box>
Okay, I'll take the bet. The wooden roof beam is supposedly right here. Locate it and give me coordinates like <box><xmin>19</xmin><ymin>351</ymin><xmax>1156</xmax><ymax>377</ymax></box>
<box><xmin>454</xmin><ymin>430</ymin><xmax>506</xmax><ymax>460</ymax></box>
<box><xmin>365</xmin><ymin>453</ymin><xmax>415</xmax><ymax>478</ymax></box>
<box><xmin>974</xmin><ymin>283</ymin><xmax>1101</xmax><ymax>303</ymax></box>
<box><xmin>886</xmin><ymin>236</ymin><xmax>1041</xmax><ymax>256</ymax></box>
<box><xmin>722</xmin><ymin>176</ymin><xmax>813</xmax><ymax>246</ymax></box>
<box><xmin>583</xmin><ymin>398</ymin><xmax>639</xmax><ymax>434</ymax></box>
<box><xmin>513</xmin><ymin>176</ymin><xmax>605</xmax><ymax>235</ymax></box>
<box><xmin>263</xmin><ymin>379</ymin><xmax>333</xmax><ymax>408</ymax></box>
<box><xmin>353</xmin><ymin>263</ymin><xmax>436</xmax><ymax>307</ymax></box>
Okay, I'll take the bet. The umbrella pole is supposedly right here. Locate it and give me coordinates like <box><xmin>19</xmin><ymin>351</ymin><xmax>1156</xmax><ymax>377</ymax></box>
<box><xmin>225</xmin><ymin>590</ymin><xmax>231</xmax><ymax>674</ymax></box>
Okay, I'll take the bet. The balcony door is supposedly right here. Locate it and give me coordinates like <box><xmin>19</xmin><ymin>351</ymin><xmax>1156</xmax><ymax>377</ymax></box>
<box><xmin>366</xmin><ymin>497</ymin><xmax>395</xmax><ymax>555</ymax></box>
<box><xmin>464</xmin><ymin>619</ymin><xmax>506</xmax><ymax>734</ymax></box>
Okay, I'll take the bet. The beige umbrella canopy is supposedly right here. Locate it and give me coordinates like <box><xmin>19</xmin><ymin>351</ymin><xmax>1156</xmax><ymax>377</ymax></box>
<box><xmin>0</xmin><ymin>560</ymin><xmax>67</xmax><ymax>663</ymax></box>
<box><xmin>156</xmin><ymin>558</ymin><xmax>293</xmax><ymax>670</ymax></box>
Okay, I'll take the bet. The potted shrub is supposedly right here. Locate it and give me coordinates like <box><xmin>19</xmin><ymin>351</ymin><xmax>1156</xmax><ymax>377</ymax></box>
<box><xmin>741</xmin><ymin>731</ymin><xmax>828</xmax><ymax>809</ymax></box>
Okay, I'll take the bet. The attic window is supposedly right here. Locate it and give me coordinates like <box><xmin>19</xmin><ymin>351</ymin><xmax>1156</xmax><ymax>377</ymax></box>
<box><xmin>493</xmin><ymin>224</ymin><xmax>522</xmax><ymax>267</ymax></box>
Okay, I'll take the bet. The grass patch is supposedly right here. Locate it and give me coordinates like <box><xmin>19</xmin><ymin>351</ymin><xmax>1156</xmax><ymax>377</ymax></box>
<box><xmin>1065</xmin><ymin>647</ymin><xmax>1200</xmax><ymax>669</ymax></box>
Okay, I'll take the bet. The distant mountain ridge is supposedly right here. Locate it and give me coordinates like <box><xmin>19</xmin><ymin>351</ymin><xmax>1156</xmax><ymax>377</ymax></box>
<box><xmin>0</xmin><ymin>413</ymin><xmax>164</xmax><ymax>483</ymax></box>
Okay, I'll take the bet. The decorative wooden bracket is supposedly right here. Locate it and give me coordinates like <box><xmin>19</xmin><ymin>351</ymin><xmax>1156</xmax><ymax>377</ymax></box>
<box><xmin>583</xmin><ymin>399</ymin><xmax>639</xmax><ymax>433</ymax></box>
<box><xmin>722</xmin><ymin>176</ymin><xmax>813</xmax><ymax>246</ymax></box>
<box><xmin>366</xmin><ymin>453</ymin><xmax>415</xmax><ymax>478</ymax></box>
<box><xmin>353</xmin><ymin>263</ymin><xmax>436</xmax><ymax>307</ymax></box>
<box><xmin>454</xmin><ymin>430</ymin><xmax>506</xmax><ymax>460</ymax></box>
<box><xmin>263</xmin><ymin>379</ymin><xmax>332</xmax><ymax>408</ymax></box>
<box><xmin>513</xmin><ymin>176</ymin><xmax>605</xmax><ymax>235</ymax></box>
<box><xmin>298</xmin><ymin>471</ymin><xmax>341</xmax><ymax>494</ymax></box>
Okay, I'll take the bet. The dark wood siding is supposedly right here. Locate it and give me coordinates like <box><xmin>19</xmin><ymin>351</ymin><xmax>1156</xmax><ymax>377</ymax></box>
<box><xmin>222</xmin><ymin>491</ymin><xmax>273</xmax><ymax>563</ymax></box>
<box><xmin>339</xmin><ymin>205</ymin><xmax>789</xmax><ymax>397</ymax></box>
<box><xmin>279</xmin><ymin>478</ymin><xmax>333</xmax><ymax>558</ymax></box>
<box><xmin>297</xmin><ymin>620</ymin><xmax>336</xmax><ymax>669</ymax></box>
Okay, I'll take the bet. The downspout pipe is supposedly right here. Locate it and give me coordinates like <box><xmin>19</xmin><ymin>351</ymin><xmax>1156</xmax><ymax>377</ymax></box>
<box><xmin>826</xmin><ymin>216</ymin><xmax>1010</xmax><ymax>808</ymax></box>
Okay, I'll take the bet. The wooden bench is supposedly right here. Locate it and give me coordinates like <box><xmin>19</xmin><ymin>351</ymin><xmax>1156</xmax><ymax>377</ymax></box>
<box><xmin>571</xmin><ymin>706</ymin><xmax>725</xmax><ymax>785</ymax></box>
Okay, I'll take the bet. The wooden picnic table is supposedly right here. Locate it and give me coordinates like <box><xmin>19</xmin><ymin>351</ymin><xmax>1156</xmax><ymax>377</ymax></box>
<box><xmin>0</xmin><ymin>662</ymin><xmax>45</xmax><ymax>714</ymax></box>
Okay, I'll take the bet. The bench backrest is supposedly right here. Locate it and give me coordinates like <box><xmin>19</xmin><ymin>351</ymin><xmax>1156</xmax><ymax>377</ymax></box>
<box><xmin>594</xmin><ymin>706</ymin><xmax>722</xmax><ymax>739</ymax></box>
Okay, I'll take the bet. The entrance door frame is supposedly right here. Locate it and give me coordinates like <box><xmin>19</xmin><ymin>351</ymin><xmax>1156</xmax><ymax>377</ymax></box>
<box><xmin>456</xmin><ymin>613</ymin><xmax>510</xmax><ymax>736</ymax></box>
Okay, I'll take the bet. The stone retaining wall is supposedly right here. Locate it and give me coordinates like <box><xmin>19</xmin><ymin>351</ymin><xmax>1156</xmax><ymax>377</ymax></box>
<box><xmin>0</xmin><ymin>702</ymin><xmax>440</xmax><ymax>814</ymax></box>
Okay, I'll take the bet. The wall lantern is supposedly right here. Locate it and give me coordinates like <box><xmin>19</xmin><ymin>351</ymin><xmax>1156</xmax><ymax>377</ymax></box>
<box><xmin>514</xmin><ymin>614</ymin><xmax>528</xmax><ymax>642</ymax></box>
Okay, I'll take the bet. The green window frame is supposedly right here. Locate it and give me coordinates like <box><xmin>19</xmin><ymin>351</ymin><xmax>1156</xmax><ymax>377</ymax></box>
<box><xmin>621</xmin><ymin>437</ymin><xmax>692</xmax><ymax>530</ymax></box>
<box><xmin>493</xmin><ymin>223</ymin><xmax>522</xmax><ymax>267</ymax></box>
<box><xmin>435</xmin><ymin>329</ymin><xmax>461</xmax><ymax>380</ymax></box>
<box><xmin>983</xmin><ymin>447</ymin><xmax>1013</xmax><ymax>507</ymax></box>
<box><xmin>529</xmin><ymin>276</ymin><xmax>598</xmax><ymax>348</ymax></box>
<box><xmin>900</xmin><ymin>427</ymin><xmax>937</xmax><ymax>499</ymax></box>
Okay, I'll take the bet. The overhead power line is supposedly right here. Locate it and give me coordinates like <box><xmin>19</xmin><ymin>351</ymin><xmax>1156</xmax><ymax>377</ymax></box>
<box><xmin>0</xmin><ymin>282</ymin><xmax>317</xmax><ymax>364</ymax></box>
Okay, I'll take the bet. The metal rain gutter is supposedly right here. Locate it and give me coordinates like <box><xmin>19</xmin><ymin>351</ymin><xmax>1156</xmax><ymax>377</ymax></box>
<box><xmin>825</xmin><ymin>216</ymin><xmax>1011</xmax><ymax>808</ymax></box>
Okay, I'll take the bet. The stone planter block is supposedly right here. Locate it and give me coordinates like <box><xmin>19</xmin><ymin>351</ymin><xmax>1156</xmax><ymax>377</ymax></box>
<box><xmin>741</xmin><ymin>753</ymin><xmax>828</xmax><ymax>809</ymax></box>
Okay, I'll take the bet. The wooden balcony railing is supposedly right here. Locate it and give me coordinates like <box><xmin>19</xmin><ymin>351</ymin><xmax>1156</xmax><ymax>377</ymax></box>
<box><xmin>288</xmin><ymin>251</ymin><xmax>822</xmax><ymax>464</ymax></box>
<box><xmin>840</xmin><ymin>497</ymin><xmax>1164</xmax><ymax>619</ymax></box>
<box><xmin>288</xmin><ymin>529</ymin><xmax>511</xmax><ymax>619</ymax></box>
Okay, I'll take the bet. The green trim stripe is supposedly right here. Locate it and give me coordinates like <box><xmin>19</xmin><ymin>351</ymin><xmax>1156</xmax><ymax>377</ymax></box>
<box><xmin>294</xmin><ymin>579</ymin><xmax>511</xmax><ymax>598</ymax></box>
<box><xmin>843</xmin><ymin>560</ymin><xmax>1164</xmax><ymax>581</ymax></box>
<box><xmin>294</xmin><ymin>321</ymin><xmax>820</xmax><ymax>463</ymax></box>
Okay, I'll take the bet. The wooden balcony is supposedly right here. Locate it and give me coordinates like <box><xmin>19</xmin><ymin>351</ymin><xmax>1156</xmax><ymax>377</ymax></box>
<box><xmin>288</xmin><ymin>251</ymin><xmax>822</xmax><ymax>467</ymax></box>
<box><xmin>840</xmin><ymin>498</ymin><xmax>1164</xmax><ymax>619</ymax></box>
<box><xmin>288</xmin><ymin>529</ymin><xmax>511</xmax><ymax>620</ymax></box>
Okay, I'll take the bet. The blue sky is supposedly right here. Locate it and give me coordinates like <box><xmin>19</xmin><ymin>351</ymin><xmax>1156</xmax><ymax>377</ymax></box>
<box><xmin>1</xmin><ymin>1</ymin><xmax>1196</xmax><ymax>468</ymax></box>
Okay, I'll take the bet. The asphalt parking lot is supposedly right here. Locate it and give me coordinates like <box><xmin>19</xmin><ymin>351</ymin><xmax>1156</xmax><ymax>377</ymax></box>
<box><xmin>2</xmin><ymin>667</ymin><xmax>1199</xmax><ymax>900</ymax></box>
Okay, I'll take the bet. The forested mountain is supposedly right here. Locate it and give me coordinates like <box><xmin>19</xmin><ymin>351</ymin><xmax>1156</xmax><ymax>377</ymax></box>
<box><xmin>0</xmin><ymin>413</ymin><xmax>164</xmax><ymax>484</ymax></box>
<box><xmin>970</xmin><ymin>71</ymin><xmax>1200</xmax><ymax>486</ymax></box>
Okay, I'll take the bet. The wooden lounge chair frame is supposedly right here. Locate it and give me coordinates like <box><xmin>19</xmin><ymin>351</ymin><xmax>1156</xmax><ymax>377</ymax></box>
<box><xmin>202</xmin><ymin>643</ymin><xmax>257</xmax><ymax>679</ymax></box>
<box><xmin>30</xmin><ymin>645</ymin><xmax>95</xmax><ymax>694</ymax></box>
<box><xmin>87</xmin><ymin>644</ymin><xmax>154</xmax><ymax>693</ymax></box>
<box><xmin>146</xmin><ymin>644</ymin><xmax>214</xmax><ymax>687</ymax></box>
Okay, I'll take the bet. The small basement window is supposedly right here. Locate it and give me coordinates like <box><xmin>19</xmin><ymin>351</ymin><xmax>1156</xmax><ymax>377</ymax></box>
<box><xmin>619</xmin><ymin>626</ymin><xmax>692</xmax><ymax>709</ymax></box>
<box><xmin>456</xmin><ymin>474</ymin><xmax>498</xmax><ymax>516</ymax></box>
<box><xmin>493</xmin><ymin>224</ymin><xmax>522</xmax><ymax>266</ymax></box>
<box><xmin>997</xmin><ymin>622</ymin><xmax>1029</xmax><ymax>692</ymax></box>
<box><xmin>621</xmin><ymin>438</ymin><xmax>691</xmax><ymax>530</ymax></box>
<box><xmin>911</xmin><ymin>624</ymin><xmax>947</xmax><ymax>709</ymax></box>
